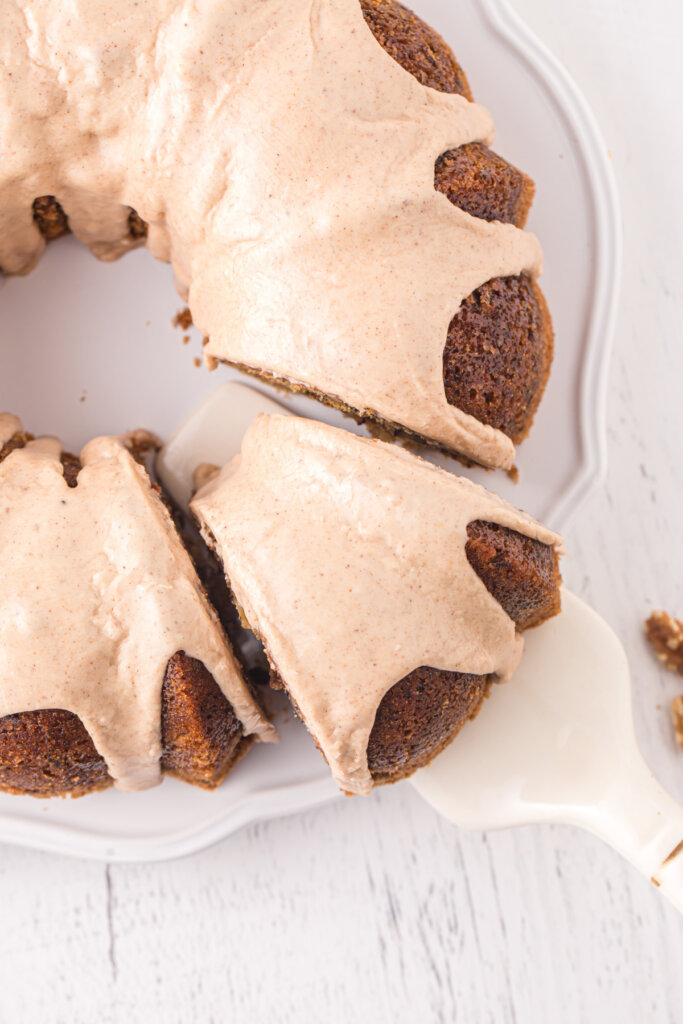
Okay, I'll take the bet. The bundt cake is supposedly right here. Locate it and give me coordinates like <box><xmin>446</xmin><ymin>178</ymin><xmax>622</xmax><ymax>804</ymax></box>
<box><xmin>0</xmin><ymin>0</ymin><xmax>560</xmax><ymax>802</ymax></box>
<box><xmin>0</xmin><ymin>414</ymin><xmax>276</xmax><ymax>799</ymax></box>
<box><xmin>0</xmin><ymin>0</ymin><xmax>551</xmax><ymax>470</ymax></box>
<box><xmin>191</xmin><ymin>415</ymin><xmax>563</xmax><ymax>794</ymax></box>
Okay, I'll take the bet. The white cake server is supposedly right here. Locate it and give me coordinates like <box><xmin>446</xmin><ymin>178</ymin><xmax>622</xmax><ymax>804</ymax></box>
<box><xmin>412</xmin><ymin>590</ymin><xmax>683</xmax><ymax>914</ymax></box>
<box><xmin>158</xmin><ymin>382</ymin><xmax>683</xmax><ymax>913</ymax></box>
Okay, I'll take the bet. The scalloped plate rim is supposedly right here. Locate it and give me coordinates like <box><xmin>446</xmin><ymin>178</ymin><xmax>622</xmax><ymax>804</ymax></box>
<box><xmin>478</xmin><ymin>0</ymin><xmax>621</xmax><ymax>532</ymax></box>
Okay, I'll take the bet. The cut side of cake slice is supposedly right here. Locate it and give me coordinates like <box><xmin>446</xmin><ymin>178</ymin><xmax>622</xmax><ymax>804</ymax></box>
<box><xmin>191</xmin><ymin>414</ymin><xmax>562</xmax><ymax>795</ymax></box>
<box><xmin>0</xmin><ymin>414</ymin><xmax>276</xmax><ymax>799</ymax></box>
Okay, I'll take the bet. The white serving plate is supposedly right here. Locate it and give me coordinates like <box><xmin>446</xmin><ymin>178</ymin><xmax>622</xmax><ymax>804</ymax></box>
<box><xmin>0</xmin><ymin>0</ymin><xmax>620</xmax><ymax>861</ymax></box>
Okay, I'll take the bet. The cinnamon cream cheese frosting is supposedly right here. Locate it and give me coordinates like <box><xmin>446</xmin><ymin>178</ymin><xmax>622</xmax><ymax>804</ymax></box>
<box><xmin>0</xmin><ymin>0</ymin><xmax>541</xmax><ymax>468</ymax></box>
<box><xmin>191</xmin><ymin>415</ymin><xmax>562</xmax><ymax>794</ymax></box>
<box><xmin>0</xmin><ymin>420</ymin><xmax>276</xmax><ymax>791</ymax></box>
<box><xmin>0</xmin><ymin>414</ymin><xmax>22</xmax><ymax>447</ymax></box>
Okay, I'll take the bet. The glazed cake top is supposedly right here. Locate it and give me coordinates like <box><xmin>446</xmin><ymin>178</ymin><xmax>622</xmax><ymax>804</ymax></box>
<box><xmin>192</xmin><ymin>415</ymin><xmax>562</xmax><ymax>794</ymax></box>
<box><xmin>0</xmin><ymin>416</ymin><xmax>276</xmax><ymax>791</ymax></box>
<box><xmin>0</xmin><ymin>0</ymin><xmax>541</xmax><ymax>468</ymax></box>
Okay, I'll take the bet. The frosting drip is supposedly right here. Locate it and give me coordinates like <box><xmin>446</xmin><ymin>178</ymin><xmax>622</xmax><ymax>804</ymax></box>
<box><xmin>192</xmin><ymin>415</ymin><xmax>562</xmax><ymax>794</ymax></box>
<box><xmin>0</xmin><ymin>422</ymin><xmax>276</xmax><ymax>791</ymax></box>
<box><xmin>0</xmin><ymin>0</ymin><xmax>541</xmax><ymax>468</ymax></box>
<box><xmin>0</xmin><ymin>414</ymin><xmax>22</xmax><ymax>447</ymax></box>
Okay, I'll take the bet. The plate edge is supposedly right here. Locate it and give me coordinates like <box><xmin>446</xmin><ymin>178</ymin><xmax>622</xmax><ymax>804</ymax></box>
<box><xmin>0</xmin><ymin>776</ymin><xmax>339</xmax><ymax>863</ymax></box>
<box><xmin>477</xmin><ymin>0</ymin><xmax>622</xmax><ymax>531</ymax></box>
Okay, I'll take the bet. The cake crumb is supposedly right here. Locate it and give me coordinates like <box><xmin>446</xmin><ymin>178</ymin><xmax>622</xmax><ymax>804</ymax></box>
<box><xmin>173</xmin><ymin>307</ymin><xmax>193</xmax><ymax>330</ymax></box>
<box><xmin>182</xmin><ymin>334</ymin><xmax>190</xmax><ymax>345</ymax></box>
<box><xmin>645</xmin><ymin>610</ymin><xmax>683</xmax><ymax>674</ymax></box>
<box><xmin>193</xmin><ymin>356</ymin><xmax>201</xmax><ymax>368</ymax></box>
<box><xmin>671</xmin><ymin>696</ymin><xmax>683</xmax><ymax>750</ymax></box>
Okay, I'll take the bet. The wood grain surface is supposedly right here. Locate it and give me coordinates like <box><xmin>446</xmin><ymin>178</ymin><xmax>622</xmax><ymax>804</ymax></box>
<box><xmin>1</xmin><ymin>1</ymin><xmax>682</xmax><ymax>1021</ymax></box>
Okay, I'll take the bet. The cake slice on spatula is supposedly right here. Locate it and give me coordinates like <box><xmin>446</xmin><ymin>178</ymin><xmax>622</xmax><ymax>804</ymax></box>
<box><xmin>188</xmin><ymin>407</ymin><xmax>563</xmax><ymax>795</ymax></box>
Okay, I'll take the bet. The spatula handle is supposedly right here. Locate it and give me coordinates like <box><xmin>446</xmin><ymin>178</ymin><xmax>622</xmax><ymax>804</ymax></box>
<box><xmin>579</xmin><ymin>754</ymin><xmax>683</xmax><ymax>914</ymax></box>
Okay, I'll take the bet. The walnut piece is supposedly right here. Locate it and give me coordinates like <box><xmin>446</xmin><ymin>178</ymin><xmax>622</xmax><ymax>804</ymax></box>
<box><xmin>645</xmin><ymin>610</ymin><xmax>683</xmax><ymax>674</ymax></box>
<box><xmin>671</xmin><ymin>696</ymin><xmax>683</xmax><ymax>751</ymax></box>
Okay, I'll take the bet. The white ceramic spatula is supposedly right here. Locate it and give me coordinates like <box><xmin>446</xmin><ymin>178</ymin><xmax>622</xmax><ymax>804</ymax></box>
<box><xmin>412</xmin><ymin>590</ymin><xmax>683</xmax><ymax>914</ymax></box>
<box><xmin>158</xmin><ymin>382</ymin><xmax>683</xmax><ymax>913</ymax></box>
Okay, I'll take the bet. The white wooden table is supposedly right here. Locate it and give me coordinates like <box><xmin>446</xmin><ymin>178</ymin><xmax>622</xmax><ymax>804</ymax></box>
<box><xmin>1</xmin><ymin>2</ymin><xmax>682</xmax><ymax>1020</ymax></box>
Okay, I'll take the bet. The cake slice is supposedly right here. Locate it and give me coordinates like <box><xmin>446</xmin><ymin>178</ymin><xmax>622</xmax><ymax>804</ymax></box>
<box><xmin>0</xmin><ymin>414</ymin><xmax>276</xmax><ymax>798</ymax></box>
<box><xmin>191</xmin><ymin>415</ymin><xmax>562</xmax><ymax>795</ymax></box>
<box><xmin>196</xmin><ymin>0</ymin><xmax>550</xmax><ymax>469</ymax></box>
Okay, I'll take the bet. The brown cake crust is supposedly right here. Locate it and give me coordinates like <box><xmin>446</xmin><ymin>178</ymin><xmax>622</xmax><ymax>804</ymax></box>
<box><xmin>0</xmin><ymin>709</ymin><xmax>112</xmax><ymax>798</ymax></box>
<box><xmin>360</xmin><ymin>0</ymin><xmax>473</xmax><ymax>96</ymax></box>
<box><xmin>32</xmin><ymin>196</ymin><xmax>69</xmax><ymax>241</ymax></box>
<box><xmin>465</xmin><ymin>520</ymin><xmax>561</xmax><ymax>629</ymax></box>
<box><xmin>443</xmin><ymin>274</ymin><xmax>553</xmax><ymax>443</ymax></box>
<box><xmin>368</xmin><ymin>669</ymin><xmax>491</xmax><ymax>782</ymax></box>
<box><xmin>127</xmin><ymin>208</ymin><xmax>148</xmax><ymax>240</ymax></box>
<box><xmin>0</xmin><ymin>434</ymin><xmax>251</xmax><ymax>798</ymax></box>
<box><xmin>160</xmin><ymin>652</ymin><xmax>252</xmax><ymax>789</ymax></box>
<box><xmin>434</xmin><ymin>143</ymin><xmax>534</xmax><ymax>230</ymax></box>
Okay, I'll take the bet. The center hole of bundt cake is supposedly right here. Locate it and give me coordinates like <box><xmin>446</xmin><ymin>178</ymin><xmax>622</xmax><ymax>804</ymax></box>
<box><xmin>0</xmin><ymin>228</ymin><xmax>214</xmax><ymax>452</ymax></box>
